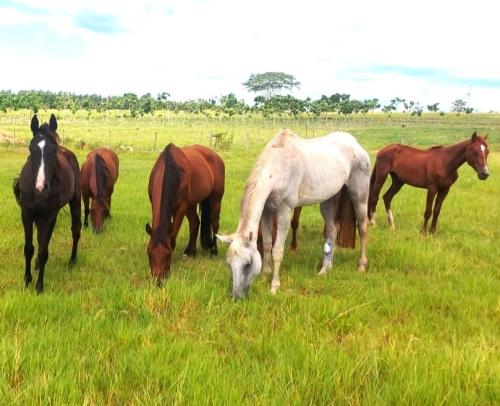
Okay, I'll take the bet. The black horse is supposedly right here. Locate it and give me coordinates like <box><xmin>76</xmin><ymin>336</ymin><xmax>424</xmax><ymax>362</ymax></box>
<box><xmin>13</xmin><ymin>114</ymin><xmax>82</xmax><ymax>293</ymax></box>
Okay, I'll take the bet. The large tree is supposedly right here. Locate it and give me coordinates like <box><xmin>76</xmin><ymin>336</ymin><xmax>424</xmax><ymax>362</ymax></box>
<box><xmin>243</xmin><ymin>72</ymin><xmax>300</xmax><ymax>99</ymax></box>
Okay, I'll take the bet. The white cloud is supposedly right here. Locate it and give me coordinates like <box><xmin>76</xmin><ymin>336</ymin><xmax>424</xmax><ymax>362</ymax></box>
<box><xmin>1</xmin><ymin>0</ymin><xmax>500</xmax><ymax>111</ymax></box>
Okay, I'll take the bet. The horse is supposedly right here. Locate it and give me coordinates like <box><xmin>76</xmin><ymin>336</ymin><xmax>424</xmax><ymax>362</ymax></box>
<box><xmin>80</xmin><ymin>148</ymin><xmax>119</xmax><ymax>233</ymax></box>
<box><xmin>217</xmin><ymin>129</ymin><xmax>371</xmax><ymax>299</ymax></box>
<box><xmin>368</xmin><ymin>132</ymin><xmax>489</xmax><ymax>233</ymax></box>
<box><xmin>145</xmin><ymin>143</ymin><xmax>225</xmax><ymax>284</ymax></box>
<box><xmin>13</xmin><ymin>114</ymin><xmax>81</xmax><ymax>294</ymax></box>
<box><xmin>257</xmin><ymin>207</ymin><xmax>302</xmax><ymax>257</ymax></box>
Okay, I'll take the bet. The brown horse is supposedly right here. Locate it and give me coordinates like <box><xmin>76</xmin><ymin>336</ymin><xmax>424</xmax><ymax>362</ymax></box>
<box><xmin>13</xmin><ymin>114</ymin><xmax>81</xmax><ymax>293</ymax></box>
<box><xmin>368</xmin><ymin>132</ymin><xmax>489</xmax><ymax>233</ymax></box>
<box><xmin>81</xmin><ymin>148</ymin><xmax>119</xmax><ymax>233</ymax></box>
<box><xmin>146</xmin><ymin>143</ymin><xmax>225</xmax><ymax>284</ymax></box>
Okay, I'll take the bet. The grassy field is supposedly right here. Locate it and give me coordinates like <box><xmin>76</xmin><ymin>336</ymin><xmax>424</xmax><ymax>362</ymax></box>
<box><xmin>0</xmin><ymin>112</ymin><xmax>499</xmax><ymax>404</ymax></box>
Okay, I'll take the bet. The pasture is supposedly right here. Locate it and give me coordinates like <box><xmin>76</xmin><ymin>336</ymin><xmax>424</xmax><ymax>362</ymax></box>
<box><xmin>0</xmin><ymin>112</ymin><xmax>499</xmax><ymax>404</ymax></box>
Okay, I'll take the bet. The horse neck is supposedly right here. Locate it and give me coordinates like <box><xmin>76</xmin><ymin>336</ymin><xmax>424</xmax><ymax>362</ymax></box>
<box><xmin>236</xmin><ymin>166</ymin><xmax>275</xmax><ymax>240</ymax></box>
<box><xmin>442</xmin><ymin>140</ymin><xmax>469</xmax><ymax>172</ymax></box>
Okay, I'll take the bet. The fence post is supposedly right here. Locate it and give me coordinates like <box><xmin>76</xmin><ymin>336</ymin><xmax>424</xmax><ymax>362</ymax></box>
<box><xmin>153</xmin><ymin>131</ymin><xmax>158</xmax><ymax>151</ymax></box>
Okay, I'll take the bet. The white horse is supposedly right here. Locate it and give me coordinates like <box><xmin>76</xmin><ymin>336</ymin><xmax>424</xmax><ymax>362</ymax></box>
<box><xmin>217</xmin><ymin>129</ymin><xmax>371</xmax><ymax>299</ymax></box>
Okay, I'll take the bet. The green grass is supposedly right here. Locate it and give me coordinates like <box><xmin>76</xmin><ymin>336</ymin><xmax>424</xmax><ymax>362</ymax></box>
<box><xmin>0</xmin><ymin>112</ymin><xmax>499</xmax><ymax>404</ymax></box>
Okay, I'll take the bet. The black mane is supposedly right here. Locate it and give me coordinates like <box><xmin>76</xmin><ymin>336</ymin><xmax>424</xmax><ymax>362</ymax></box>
<box><xmin>152</xmin><ymin>144</ymin><xmax>183</xmax><ymax>243</ymax></box>
<box><xmin>95</xmin><ymin>153</ymin><xmax>109</xmax><ymax>210</ymax></box>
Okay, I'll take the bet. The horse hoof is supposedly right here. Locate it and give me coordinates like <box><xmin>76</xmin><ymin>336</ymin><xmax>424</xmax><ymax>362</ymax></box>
<box><xmin>270</xmin><ymin>286</ymin><xmax>279</xmax><ymax>295</ymax></box>
<box><xmin>36</xmin><ymin>285</ymin><xmax>44</xmax><ymax>294</ymax></box>
<box><xmin>318</xmin><ymin>268</ymin><xmax>328</xmax><ymax>276</ymax></box>
<box><xmin>358</xmin><ymin>266</ymin><xmax>366</xmax><ymax>273</ymax></box>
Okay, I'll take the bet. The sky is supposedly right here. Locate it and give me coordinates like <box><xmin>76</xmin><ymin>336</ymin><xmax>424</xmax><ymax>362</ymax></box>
<box><xmin>1</xmin><ymin>0</ymin><xmax>500</xmax><ymax>111</ymax></box>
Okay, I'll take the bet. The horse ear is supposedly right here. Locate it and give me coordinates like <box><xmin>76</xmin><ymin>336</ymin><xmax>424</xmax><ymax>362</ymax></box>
<box><xmin>49</xmin><ymin>114</ymin><xmax>58</xmax><ymax>132</ymax></box>
<box><xmin>471</xmin><ymin>131</ymin><xmax>478</xmax><ymax>141</ymax></box>
<box><xmin>216</xmin><ymin>234</ymin><xmax>234</xmax><ymax>244</ymax></box>
<box><xmin>145</xmin><ymin>223</ymin><xmax>152</xmax><ymax>235</ymax></box>
<box><xmin>484</xmin><ymin>133</ymin><xmax>488</xmax><ymax>140</ymax></box>
<box><xmin>30</xmin><ymin>115</ymin><xmax>39</xmax><ymax>135</ymax></box>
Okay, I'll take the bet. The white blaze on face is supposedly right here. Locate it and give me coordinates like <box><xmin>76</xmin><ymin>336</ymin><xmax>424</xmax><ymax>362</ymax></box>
<box><xmin>480</xmin><ymin>144</ymin><xmax>489</xmax><ymax>172</ymax></box>
<box><xmin>35</xmin><ymin>140</ymin><xmax>46</xmax><ymax>192</ymax></box>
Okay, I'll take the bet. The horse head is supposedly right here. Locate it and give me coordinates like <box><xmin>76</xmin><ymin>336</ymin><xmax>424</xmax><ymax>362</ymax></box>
<box><xmin>217</xmin><ymin>232</ymin><xmax>262</xmax><ymax>300</ymax></box>
<box><xmin>145</xmin><ymin>223</ymin><xmax>174</xmax><ymax>285</ymax></box>
<box><xmin>466</xmin><ymin>132</ymin><xmax>490</xmax><ymax>180</ymax></box>
<box><xmin>90</xmin><ymin>198</ymin><xmax>109</xmax><ymax>233</ymax></box>
<box><xmin>28</xmin><ymin>114</ymin><xmax>59</xmax><ymax>199</ymax></box>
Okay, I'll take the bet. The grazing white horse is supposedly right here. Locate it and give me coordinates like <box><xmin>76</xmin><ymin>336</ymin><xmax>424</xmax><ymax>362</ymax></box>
<box><xmin>217</xmin><ymin>129</ymin><xmax>371</xmax><ymax>299</ymax></box>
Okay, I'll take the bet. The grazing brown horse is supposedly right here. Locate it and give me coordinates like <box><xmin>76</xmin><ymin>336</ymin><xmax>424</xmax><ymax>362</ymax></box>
<box><xmin>146</xmin><ymin>143</ymin><xmax>225</xmax><ymax>284</ymax></box>
<box><xmin>81</xmin><ymin>148</ymin><xmax>119</xmax><ymax>233</ymax></box>
<box><xmin>368</xmin><ymin>132</ymin><xmax>489</xmax><ymax>233</ymax></box>
<box><xmin>13</xmin><ymin>114</ymin><xmax>81</xmax><ymax>293</ymax></box>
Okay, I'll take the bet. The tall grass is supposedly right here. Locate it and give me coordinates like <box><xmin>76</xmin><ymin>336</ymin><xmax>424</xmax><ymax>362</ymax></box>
<box><xmin>0</xmin><ymin>112</ymin><xmax>498</xmax><ymax>404</ymax></box>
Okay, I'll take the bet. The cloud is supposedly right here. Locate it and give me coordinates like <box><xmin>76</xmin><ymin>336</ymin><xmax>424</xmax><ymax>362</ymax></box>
<box><xmin>1</xmin><ymin>0</ymin><xmax>500</xmax><ymax>111</ymax></box>
<box><xmin>74</xmin><ymin>11</ymin><xmax>124</xmax><ymax>34</ymax></box>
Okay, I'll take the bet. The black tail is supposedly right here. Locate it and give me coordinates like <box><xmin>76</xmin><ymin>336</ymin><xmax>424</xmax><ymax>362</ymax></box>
<box><xmin>368</xmin><ymin>164</ymin><xmax>377</xmax><ymax>221</ymax></box>
<box><xmin>12</xmin><ymin>177</ymin><xmax>20</xmax><ymax>205</ymax></box>
<box><xmin>200</xmin><ymin>198</ymin><xmax>213</xmax><ymax>249</ymax></box>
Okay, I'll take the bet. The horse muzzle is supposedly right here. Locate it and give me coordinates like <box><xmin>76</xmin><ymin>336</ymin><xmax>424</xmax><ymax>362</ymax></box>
<box><xmin>478</xmin><ymin>168</ymin><xmax>490</xmax><ymax>180</ymax></box>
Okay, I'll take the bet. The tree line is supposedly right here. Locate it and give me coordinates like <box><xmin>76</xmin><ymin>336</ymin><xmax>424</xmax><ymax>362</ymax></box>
<box><xmin>0</xmin><ymin>71</ymin><xmax>474</xmax><ymax>117</ymax></box>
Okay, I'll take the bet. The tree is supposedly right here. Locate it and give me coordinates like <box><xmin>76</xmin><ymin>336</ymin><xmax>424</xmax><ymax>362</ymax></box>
<box><xmin>426</xmin><ymin>103</ymin><xmax>440</xmax><ymax>112</ymax></box>
<box><xmin>243</xmin><ymin>72</ymin><xmax>300</xmax><ymax>99</ymax></box>
<box><xmin>451</xmin><ymin>99</ymin><xmax>467</xmax><ymax>114</ymax></box>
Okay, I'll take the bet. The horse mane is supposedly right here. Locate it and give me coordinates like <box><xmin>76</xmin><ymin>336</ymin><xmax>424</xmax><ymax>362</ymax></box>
<box><xmin>37</xmin><ymin>123</ymin><xmax>60</xmax><ymax>145</ymax></box>
<box><xmin>95</xmin><ymin>153</ymin><xmax>109</xmax><ymax>210</ymax></box>
<box><xmin>153</xmin><ymin>144</ymin><xmax>183</xmax><ymax>243</ymax></box>
<box><xmin>239</xmin><ymin>129</ymin><xmax>298</xmax><ymax>232</ymax></box>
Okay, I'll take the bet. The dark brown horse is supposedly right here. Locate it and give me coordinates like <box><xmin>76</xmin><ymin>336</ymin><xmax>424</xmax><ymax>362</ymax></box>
<box><xmin>81</xmin><ymin>148</ymin><xmax>119</xmax><ymax>233</ymax></box>
<box><xmin>13</xmin><ymin>114</ymin><xmax>81</xmax><ymax>293</ymax></box>
<box><xmin>146</xmin><ymin>143</ymin><xmax>225</xmax><ymax>284</ymax></box>
<box><xmin>368</xmin><ymin>132</ymin><xmax>489</xmax><ymax>233</ymax></box>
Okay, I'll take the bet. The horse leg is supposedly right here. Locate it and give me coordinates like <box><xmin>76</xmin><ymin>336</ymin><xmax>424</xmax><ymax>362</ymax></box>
<box><xmin>261</xmin><ymin>209</ymin><xmax>273</xmax><ymax>275</ymax></box>
<box><xmin>82</xmin><ymin>191</ymin><xmax>90</xmax><ymax>227</ymax></box>
<box><xmin>383</xmin><ymin>173</ymin><xmax>404</xmax><ymax>229</ymax></box>
<box><xmin>22</xmin><ymin>210</ymin><xmax>34</xmax><ymax>287</ymax></box>
<box><xmin>347</xmin><ymin>178</ymin><xmax>370</xmax><ymax>273</ymax></box>
<box><xmin>69</xmin><ymin>194</ymin><xmax>82</xmax><ymax>268</ymax></box>
<box><xmin>368</xmin><ymin>167</ymin><xmax>390</xmax><ymax>226</ymax></box>
<box><xmin>34</xmin><ymin>213</ymin><xmax>57</xmax><ymax>294</ymax></box>
<box><xmin>290</xmin><ymin>207</ymin><xmax>302</xmax><ymax>252</ymax></box>
<box><xmin>170</xmin><ymin>205</ymin><xmax>187</xmax><ymax>251</ymax></box>
<box><xmin>184</xmin><ymin>205</ymin><xmax>199</xmax><ymax>257</ymax></box>
<box><xmin>430</xmin><ymin>188</ymin><xmax>450</xmax><ymax>234</ymax></box>
<box><xmin>270</xmin><ymin>206</ymin><xmax>292</xmax><ymax>294</ymax></box>
<box><xmin>318</xmin><ymin>197</ymin><xmax>337</xmax><ymax>275</ymax></box>
<box><xmin>422</xmin><ymin>188</ymin><xmax>437</xmax><ymax>234</ymax></box>
<box><xmin>209</xmin><ymin>194</ymin><xmax>222</xmax><ymax>255</ymax></box>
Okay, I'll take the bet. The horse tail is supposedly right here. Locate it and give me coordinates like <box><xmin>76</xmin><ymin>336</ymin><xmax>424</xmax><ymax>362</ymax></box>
<box><xmin>200</xmin><ymin>198</ymin><xmax>213</xmax><ymax>249</ymax></box>
<box><xmin>336</xmin><ymin>185</ymin><xmax>356</xmax><ymax>249</ymax></box>
<box><xmin>368</xmin><ymin>163</ymin><xmax>377</xmax><ymax>221</ymax></box>
<box><xmin>12</xmin><ymin>177</ymin><xmax>21</xmax><ymax>206</ymax></box>
<box><xmin>95</xmin><ymin>153</ymin><xmax>108</xmax><ymax>209</ymax></box>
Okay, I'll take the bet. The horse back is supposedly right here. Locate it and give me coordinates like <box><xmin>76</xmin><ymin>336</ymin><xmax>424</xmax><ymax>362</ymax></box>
<box><xmin>375</xmin><ymin>144</ymin><xmax>442</xmax><ymax>187</ymax></box>
<box><xmin>182</xmin><ymin>145</ymin><xmax>219</xmax><ymax>204</ymax></box>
